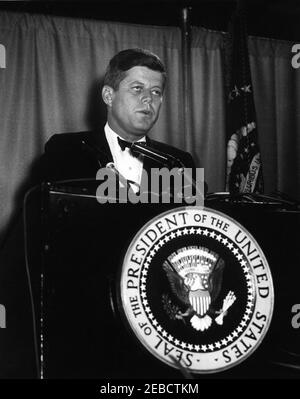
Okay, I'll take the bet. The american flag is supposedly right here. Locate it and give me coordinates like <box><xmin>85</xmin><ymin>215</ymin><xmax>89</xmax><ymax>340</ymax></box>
<box><xmin>225</xmin><ymin>8</ymin><xmax>264</xmax><ymax>194</ymax></box>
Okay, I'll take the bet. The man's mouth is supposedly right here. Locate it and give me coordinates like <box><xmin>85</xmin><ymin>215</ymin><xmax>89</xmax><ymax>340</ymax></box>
<box><xmin>137</xmin><ymin>109</ymin><xmax>152</xmax><ymax>116</ymax></box>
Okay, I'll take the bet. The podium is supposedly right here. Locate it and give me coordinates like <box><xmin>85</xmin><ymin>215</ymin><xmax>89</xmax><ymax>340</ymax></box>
<box><xmin>205</xmin><ymin>193</ymin><xmax>300</xmax><ymax>374</ymax></box>
<box><xmin>41</xmin><ymin>180</ymin><xmax>184</xmax><ymax>378</ymax></box>
<box><xmin>36</xmin><ymin>181</ymin><xmax>300</xmax><ymax>378</ymax></box>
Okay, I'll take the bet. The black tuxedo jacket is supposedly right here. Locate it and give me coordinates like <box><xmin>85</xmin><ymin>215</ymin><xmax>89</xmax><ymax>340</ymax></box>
<box><xmin>37</xmin><ymin>129</ymin><xmax>196</xmax><ymax>184</ymax></box>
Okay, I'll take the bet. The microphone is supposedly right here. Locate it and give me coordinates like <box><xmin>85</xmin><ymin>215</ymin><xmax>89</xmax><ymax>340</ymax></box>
<box><xmin>106</xmin><ymin>162</ymin><xmax>127</xmax><ymax>189</ymax></box>
<box><xmin>131</xmin><ymin>142</ymin><xmax>183</xmax><ymax>168</ymax></box>
<box><xmin>106</xmin><ymin>162</ymin><xmax>139</xmax><ymax>193</ymax></box>
<box><xmin>131</xmin><ymin>143</ymin><xmax>205</xmax><ymax>201</ymax></box>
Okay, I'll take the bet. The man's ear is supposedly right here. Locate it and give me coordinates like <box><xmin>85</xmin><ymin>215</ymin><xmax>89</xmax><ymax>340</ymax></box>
<box><xmin>102</xmin><ymin>85</ymin><xmax>114</xmax><ymax>107</ymax></box>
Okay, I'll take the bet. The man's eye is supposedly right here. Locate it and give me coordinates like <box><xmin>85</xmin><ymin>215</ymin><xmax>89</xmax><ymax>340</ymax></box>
<box><xmin>152</xmin><ymin>90</ymin><xmax>162</xmax><ymax>97</ymax></box>
<box><xmin>132</xmin><ymin>86</ymin><xmax>142</xmax><ymax>92</ymax></box>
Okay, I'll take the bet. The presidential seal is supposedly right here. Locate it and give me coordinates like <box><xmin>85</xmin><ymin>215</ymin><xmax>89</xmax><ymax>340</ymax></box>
<box><xmin>119</xmin><ymin>206</ymin><xmax>274</xmax><ymax>373</ymax></box>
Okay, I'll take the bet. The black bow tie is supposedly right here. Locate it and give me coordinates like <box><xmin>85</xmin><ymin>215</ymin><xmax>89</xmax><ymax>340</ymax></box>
<box><xmin>117</xmin><ymin>137</ymin><xmax>142</xmax><ymax>158</ymax></box>
<box><xmin>117</xmin><ymin>137</ymin><xmax>133</xmax><ymax>151</ymax></box>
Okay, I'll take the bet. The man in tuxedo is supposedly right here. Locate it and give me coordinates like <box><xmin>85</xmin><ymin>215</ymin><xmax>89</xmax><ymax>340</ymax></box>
<box><xmin>39</xmin><ymin>48</ymin><xmax>196</xmax><ymax>194</ymax></box>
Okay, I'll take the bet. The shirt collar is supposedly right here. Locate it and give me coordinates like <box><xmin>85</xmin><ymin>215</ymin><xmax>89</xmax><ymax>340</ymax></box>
<box><xmin>104</xmin><ymin>123</ymin><xmax>146</xmax><ymax>147</ymax></box>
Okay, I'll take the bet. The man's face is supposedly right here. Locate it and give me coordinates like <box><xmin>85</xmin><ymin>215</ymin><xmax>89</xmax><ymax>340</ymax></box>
<box><xmin>104</xmin><ymin>66</ymin><xmax>164</xmax><ymax>141</ymax></box>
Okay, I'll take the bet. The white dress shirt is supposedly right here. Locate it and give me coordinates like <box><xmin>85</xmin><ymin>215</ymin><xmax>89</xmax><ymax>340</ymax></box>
<box><xmin>104</xmin><ymin>123</ymin><xmax>145</xmax><ymax>192</ymax></box>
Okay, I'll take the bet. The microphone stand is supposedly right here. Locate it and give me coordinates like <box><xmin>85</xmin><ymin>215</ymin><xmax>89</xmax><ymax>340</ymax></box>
<box><xmin>131</xmin><ymin>142</ymin><xmax>205</xmax><ymax>202</ymax></box>
<box><xmin>131</xmin><ymin>142</ymin><xmax>180</xmax><ymax>168</ymax></box>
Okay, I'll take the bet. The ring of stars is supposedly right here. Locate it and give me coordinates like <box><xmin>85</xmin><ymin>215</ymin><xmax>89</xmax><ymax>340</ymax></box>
<box><xmin>138</xmin><ymin>226</ymin><xmax>257</xmax><ymax>353</ymax></box>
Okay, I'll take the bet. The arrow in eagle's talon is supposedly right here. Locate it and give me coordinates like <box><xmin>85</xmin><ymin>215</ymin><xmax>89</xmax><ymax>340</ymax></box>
<box><xmin>215</xmin><ymin>291</ymin><xmax>236</xmax><ymax>325</ymax></box>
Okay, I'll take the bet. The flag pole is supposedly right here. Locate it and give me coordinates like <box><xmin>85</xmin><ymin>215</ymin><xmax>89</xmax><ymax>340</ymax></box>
<box><xmin>180</xmin><ymin>6</ymin><xmax>192</xmax><ymax>152</ymax></box>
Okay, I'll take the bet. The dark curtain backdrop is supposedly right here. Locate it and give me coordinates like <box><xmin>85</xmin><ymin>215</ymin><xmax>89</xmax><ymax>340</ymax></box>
<box><xmin>0</xmin><ymin>10</ymin><xmax>299</xmax><ymax>241</ymax></box>
<box><xmin>249</xmin><ymin>36</ymin><xmax>300</xmax><ymax>198</ymax></box>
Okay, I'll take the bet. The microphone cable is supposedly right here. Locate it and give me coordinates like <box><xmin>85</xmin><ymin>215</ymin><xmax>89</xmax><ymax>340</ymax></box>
<box><xmin>23</xmin><ymin>185</ymin><xmax>43</xmax><ymax>379</ymax></box>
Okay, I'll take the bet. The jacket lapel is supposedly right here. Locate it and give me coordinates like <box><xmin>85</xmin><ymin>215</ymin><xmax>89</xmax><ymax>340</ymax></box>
<box><xmin>88</xmin><ymin>129</ymin><xmax>113</xmax><ymax>168</ymax></box>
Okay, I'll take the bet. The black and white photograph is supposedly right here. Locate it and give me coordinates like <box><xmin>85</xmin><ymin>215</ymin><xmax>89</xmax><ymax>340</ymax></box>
<box><xmin>0</xmin><ymin>0</ymin><xmax>299</xmax><ymax>389</ymax></box>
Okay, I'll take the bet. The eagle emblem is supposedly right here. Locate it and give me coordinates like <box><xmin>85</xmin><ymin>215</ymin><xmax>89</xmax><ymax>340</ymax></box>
<box><xmin>163</xmin><ymin>246</ymin><xmax>236</xmax><ymax>331</ymax></box>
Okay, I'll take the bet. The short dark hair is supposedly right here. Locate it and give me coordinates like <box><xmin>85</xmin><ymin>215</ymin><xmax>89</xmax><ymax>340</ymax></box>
<box><xmin>103</xmin><ymin>48</ymin><xmax>166</xmax><ymax>90</ymax></box>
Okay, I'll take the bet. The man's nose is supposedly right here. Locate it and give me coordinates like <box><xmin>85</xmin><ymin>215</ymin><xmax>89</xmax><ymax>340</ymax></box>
<box><xmin>141</xmin><ymin>90</ymin><xmax>153</xmax><ymax>104</ymax></box>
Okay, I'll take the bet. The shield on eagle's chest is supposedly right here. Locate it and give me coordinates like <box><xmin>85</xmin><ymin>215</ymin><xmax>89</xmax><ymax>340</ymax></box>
<box><xmin>189</xmin><ymin>288</ymin><xmax>211</xmax><ymax>316</ymax></box>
